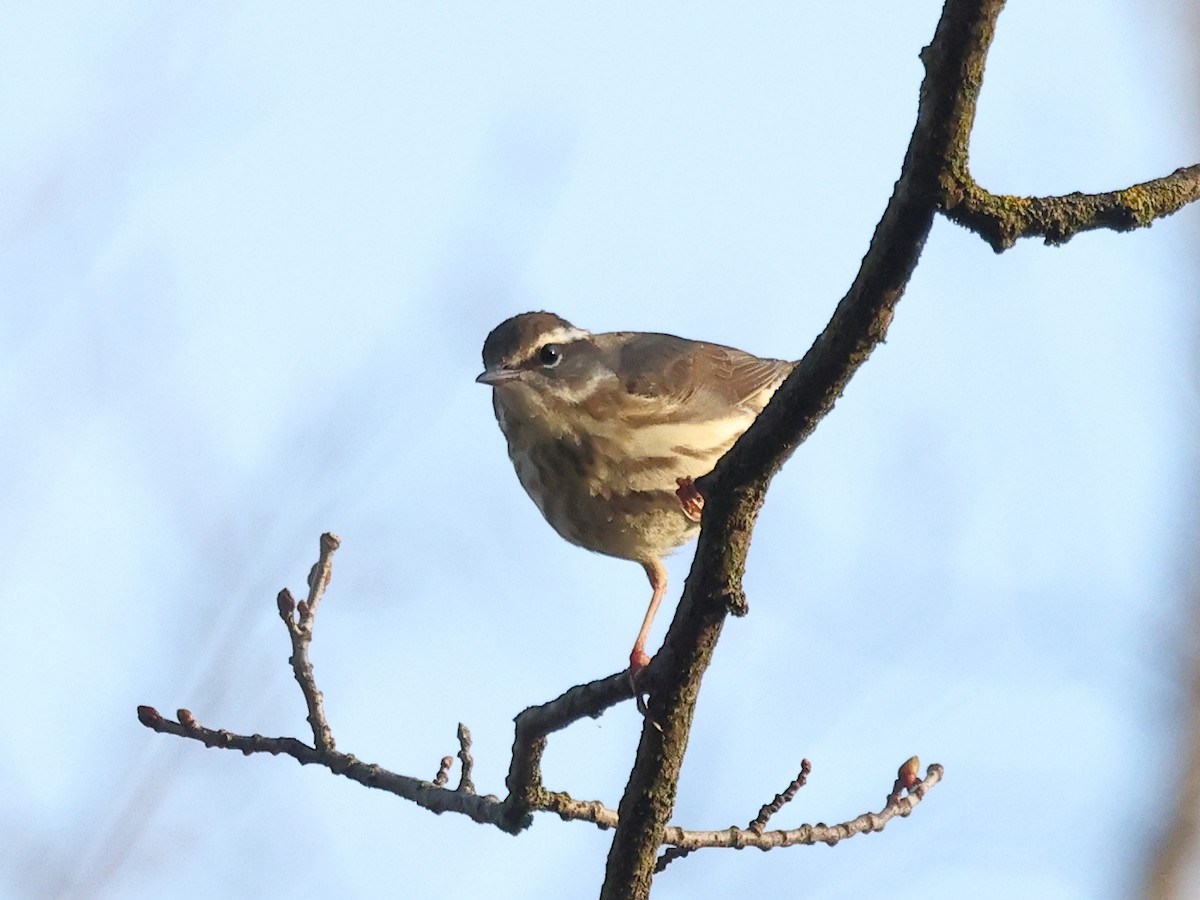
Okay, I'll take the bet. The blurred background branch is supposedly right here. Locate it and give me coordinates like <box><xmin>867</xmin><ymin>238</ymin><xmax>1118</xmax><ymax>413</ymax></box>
<box><xmin>1141</xmin><ymin>2</ymin><xmax>1200</xmax><ymax>896</ymax></box>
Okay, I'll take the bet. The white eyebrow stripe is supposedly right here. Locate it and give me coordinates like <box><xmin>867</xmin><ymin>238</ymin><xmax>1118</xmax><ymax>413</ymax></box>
<box><xmin>535</xmin><ymin>326</ymin><xmax>591</xmax><ymax>346</ymax></box>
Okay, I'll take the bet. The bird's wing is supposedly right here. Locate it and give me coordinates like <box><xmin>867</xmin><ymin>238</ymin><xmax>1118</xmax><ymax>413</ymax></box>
<box><xmin>609</xmin><ymin>332</ymin><xmax>795</xmax><ymax>423</ymax></box>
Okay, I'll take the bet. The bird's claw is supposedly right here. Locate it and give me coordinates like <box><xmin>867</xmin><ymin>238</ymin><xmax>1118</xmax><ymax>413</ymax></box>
<box><xmin>628</xmin><ymin>651</ymin><xmax>663</xmax><ymax>731</ymax></box>
<box><xmin>675</xmin><ymin>477</ymin><xmax>704</xmax><ymax>522</ymax></box>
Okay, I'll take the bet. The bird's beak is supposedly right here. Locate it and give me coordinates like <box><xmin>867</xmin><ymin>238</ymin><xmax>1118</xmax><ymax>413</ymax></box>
<box><xmin>476</xmin><ymin>368</ymin><xmax>522</xmax><ymax>386</ymax></box>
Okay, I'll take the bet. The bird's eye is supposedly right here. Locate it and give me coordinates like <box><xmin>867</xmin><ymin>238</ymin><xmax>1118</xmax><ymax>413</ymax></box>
<box><xmin>538</xmin><ymin>344</ymin><xmax>563</xmax><ymax>368</ymax></box>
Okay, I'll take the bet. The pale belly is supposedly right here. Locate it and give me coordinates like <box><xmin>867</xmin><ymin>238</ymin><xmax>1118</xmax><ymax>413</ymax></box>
<box><xmin>506</xmin><ymin>428</ymin><xmax>704</xmax><ymax>563</ymax></box>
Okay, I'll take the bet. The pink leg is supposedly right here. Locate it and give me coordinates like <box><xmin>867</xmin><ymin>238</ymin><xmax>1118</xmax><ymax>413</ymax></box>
<box><xmin>630</xmin><ymin>558</ymin><xmax>668</xmax><ymax>677</ymax></box>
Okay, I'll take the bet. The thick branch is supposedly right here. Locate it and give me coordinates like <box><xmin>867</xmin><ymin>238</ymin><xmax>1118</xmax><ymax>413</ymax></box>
<box><xmin>600</xmin><ymin>2</ymin><xmax>1004</xmax><ymax>896</ymax></box>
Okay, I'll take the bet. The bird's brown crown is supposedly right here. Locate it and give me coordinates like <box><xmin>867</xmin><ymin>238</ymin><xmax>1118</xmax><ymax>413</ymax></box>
<box><xmin>481</xmin><ymin>311</ymin><xmax>583</xmax><ymax>370</ymax></box>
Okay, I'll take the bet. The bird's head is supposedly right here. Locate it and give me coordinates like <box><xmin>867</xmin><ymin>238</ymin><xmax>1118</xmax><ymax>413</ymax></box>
<box><xmin>476</xmin><ymin>312</ymin><xmax>611</xmax><ymax>407</ymax></box>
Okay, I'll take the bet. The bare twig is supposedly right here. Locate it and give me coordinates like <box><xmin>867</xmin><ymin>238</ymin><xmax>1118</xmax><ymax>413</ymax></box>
<box><xmin>657</xmin><ymin>759</ymin><xmax>812</xmax><ymax>872</ymax></box>
<box><xmin>434</xmin><ymin>756</ymin><xmax>453</xmax><ymax>788</ymax></box>
<box><xmin>277</xmin><ymin>532</ymin><xmax>340</xmax><ymax>752</ymax></box>
<box><xmin>749</xmin><ymin>760</ymin><xmax>812</xmax><ymax>833</ymax></box>
<box><xmin>134</xmin><ymin>705</ymin><xmax>940</xmax><ymax>856</ymax></box>
<box><xmin>456</xmin><ymin>723</ymin><xmax>476</xmax><ymax>795</ymax></box>
<box><xmin>135</xmin><ymin>704</ymin><xmax>508</xmax><ymax>826</ymax></box>
<box><xmin>658</xmin><ymin>763</ymin><xmax>944</xmax><ymax>855</ymax></box>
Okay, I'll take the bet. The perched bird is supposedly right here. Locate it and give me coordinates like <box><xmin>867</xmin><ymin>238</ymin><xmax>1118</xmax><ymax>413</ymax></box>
<box><xmin>477</xmin><ymin>311</ymin><xmax>794</xmax><ymax>686</ymax></box>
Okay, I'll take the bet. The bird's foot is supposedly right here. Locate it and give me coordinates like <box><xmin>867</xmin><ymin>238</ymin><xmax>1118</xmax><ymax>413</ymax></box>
<box><xmin>628</xmin><ymin>649</ymin><xmax>662</xmax><ymax>731</ymax></box>
<box><xmin>675</xmin><ymin>477</ymin><xmax>704</xmax><ymax>522</ymax></box>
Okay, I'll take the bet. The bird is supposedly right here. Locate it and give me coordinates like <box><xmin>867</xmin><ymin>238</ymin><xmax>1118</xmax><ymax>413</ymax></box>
<box><xmin>477</xmin><ymin>311</ymin><xmax>795</xmax><ymax>693</ymax></box>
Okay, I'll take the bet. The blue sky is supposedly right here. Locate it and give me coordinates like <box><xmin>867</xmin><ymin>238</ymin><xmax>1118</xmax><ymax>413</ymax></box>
<box><xmin>2</xmin><ymin>2</ymin><xmax>1198</xmax><ymax>898</ymax></box>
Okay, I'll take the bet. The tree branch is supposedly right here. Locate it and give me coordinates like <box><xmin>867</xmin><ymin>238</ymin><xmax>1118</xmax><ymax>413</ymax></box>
<box><xmin>657</xmin><ymin>760</ymin><xmax>941</xmax><ymax>863</ymax></box>
<box><xmin>135</xmin><ymin>703</ymin><xmax>508</xmax><ymax>826</ymax></box>
<box><xmin>600</xmin><ymin>2</ymin><xmax>1005</xmax><ymax>894</ymax></box>
<box><xmin>136</xmin><ymin>535</ymin><xmax>942</xmax><ymax>861</ymax></box>
<box><xmin>655</xmin><ymin>759</ymin><xmax>812</xmax><ymax>873</ymax></box>
<box><xmin>277</xmin><ymin>531</ymin><xmax>339</xmax><ymax>752</ymax></box>
<box><xmin>601</xmin><ymin>0</ymin><xmax>1200</xmax><ymax>889</ymax></box>
<box><xmin>135</xmin><ymin>1</ymin><xmax>1200</xmax><ymax>896</ymax></box>
<box><xmin>944</xmin><ymin>161</ymin><xmax>1200</xmax><ymax>252</ymax></box>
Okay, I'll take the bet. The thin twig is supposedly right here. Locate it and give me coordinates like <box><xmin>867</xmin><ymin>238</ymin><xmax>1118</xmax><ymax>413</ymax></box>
<box><xmin>135</xmin><ymin>705</ymin><xmax>508</xmax><ymax>826</ymax></box>
<box><xmin>456</xmin><ymin>723</ymin><xmax>476</xmax><ymax>795</ymax></box>
<box><xmin>657</xmin><ymin>762</ymin><xmax>944</xmax><ymax>863</ymax></box>
<box><xmin>434</xmin><ymin>756</ymin><xmax>453</xmax><ymax>787</ymax></box>
<box><xmin>279</xmin><ymin>532</ymin><xmax>340</xmax><ymax>752</ymax></box>
<box><xmin>657</xmin><ymin>759</ymin><xmax>812</xmax><ymax>872</ymax></box>
<box><xmin>749</xmin><ymin>760</ymin><xmax>812</xmax><ymax>832</ymax></box>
